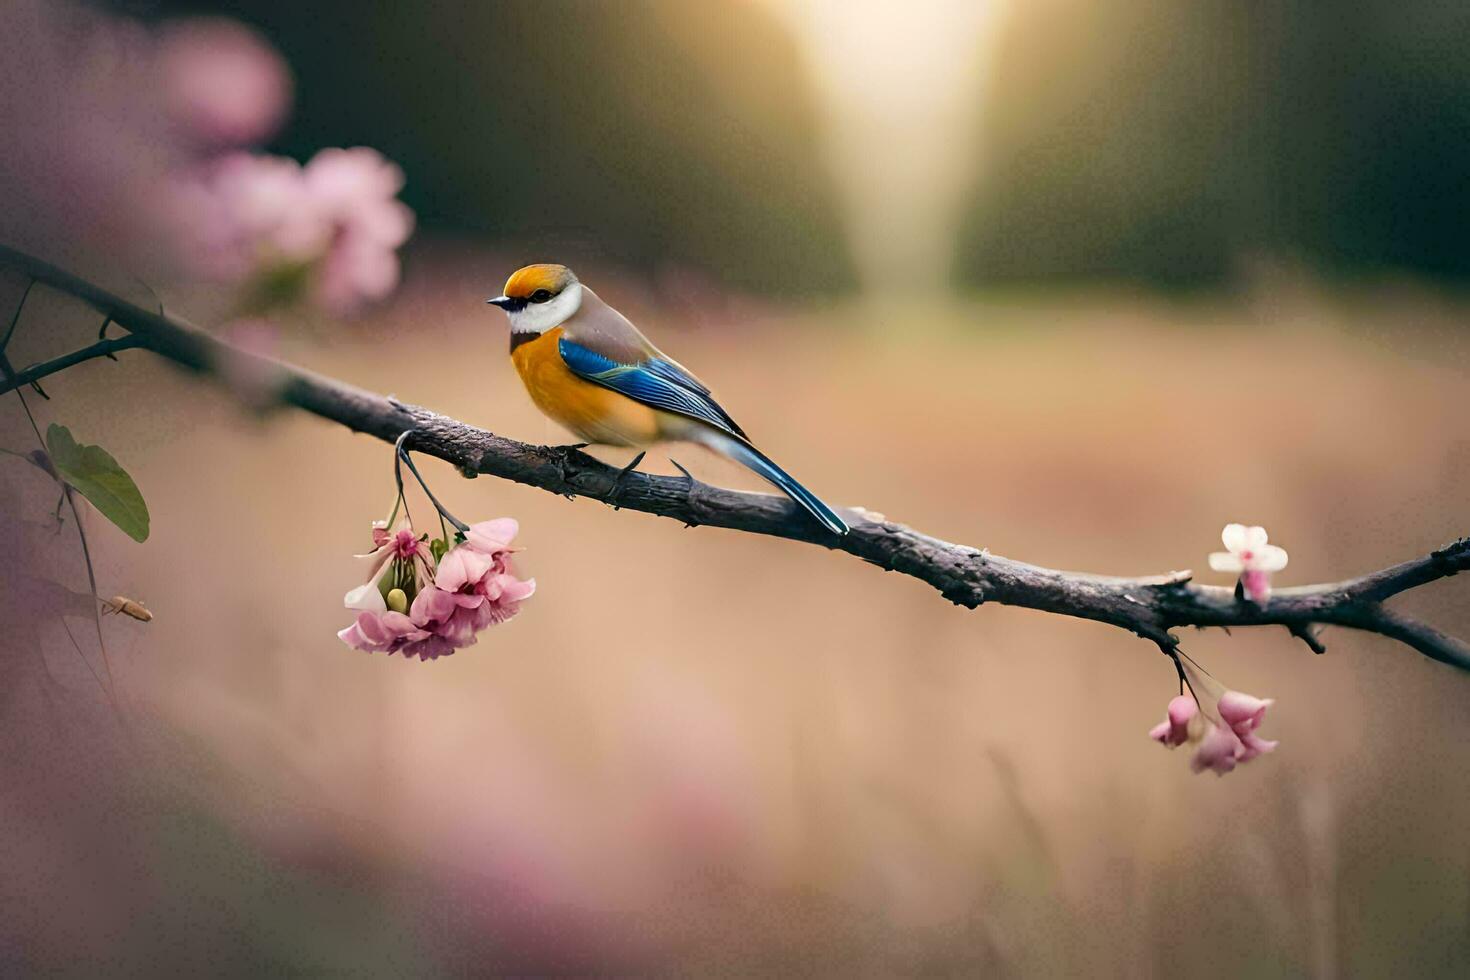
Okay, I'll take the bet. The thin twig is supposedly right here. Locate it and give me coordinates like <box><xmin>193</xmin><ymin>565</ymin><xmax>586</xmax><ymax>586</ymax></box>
<box><xmin>2</xmin><ymin>243</ymin><xmax>1467</xmax><ymax>673</ymax></box>
<box><xmin>0</xmin><ymin>277</ymin><xmax>36</xmax><ymax>355</ymax></box>
<box><xmin>0</xmin><ymin>334</ymin><xmax>146</xmax><ymax>396</ymax></box>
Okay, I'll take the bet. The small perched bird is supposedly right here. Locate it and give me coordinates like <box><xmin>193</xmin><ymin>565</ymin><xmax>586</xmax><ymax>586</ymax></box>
<box><xmin>488</xmin><ymin>264</ymin><xmax>848</xmax><ymax>535</ymax></box>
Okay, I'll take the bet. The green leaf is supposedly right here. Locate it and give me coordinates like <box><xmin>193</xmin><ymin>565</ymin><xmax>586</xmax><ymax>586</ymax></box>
<box><xmin>45</xmin><ymin>424</ymin><xmax>150</xmax><ymax>543</ymax></box>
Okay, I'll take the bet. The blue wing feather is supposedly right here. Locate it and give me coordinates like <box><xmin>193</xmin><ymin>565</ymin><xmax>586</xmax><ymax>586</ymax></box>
<box><xmin>642</xmin><ymin>357</ymin><xmax>710</xmax><ymax>395</ymax></box>
<box><xmin>558</xmin><ymin>338</ymin><xmax>747</xmax><ymax>439</ymax></box>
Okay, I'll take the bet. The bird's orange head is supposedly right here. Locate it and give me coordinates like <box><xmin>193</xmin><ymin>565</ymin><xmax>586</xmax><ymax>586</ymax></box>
<box><xmin>487</xmin><ymin>264</ymin><xmax>585</xmax><ymax>338</ymax></box>
<box><xmin>488</xmin><ymin>264</ymin><xmax>579</xmax><ymax>312</ymax></box>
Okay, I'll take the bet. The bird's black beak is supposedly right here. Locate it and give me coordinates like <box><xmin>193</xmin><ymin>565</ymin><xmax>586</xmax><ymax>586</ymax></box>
<box><xmin>486</xmin><ymin>295</ymin><xmax>524</xmax><ymax>312</ymax></box>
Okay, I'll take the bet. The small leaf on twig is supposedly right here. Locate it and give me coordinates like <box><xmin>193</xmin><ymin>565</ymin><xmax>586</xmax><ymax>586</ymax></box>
<box><xmin>44</xmin><ymin>424</ymin><xmax>150</xmax><ymax>542</ymax></box>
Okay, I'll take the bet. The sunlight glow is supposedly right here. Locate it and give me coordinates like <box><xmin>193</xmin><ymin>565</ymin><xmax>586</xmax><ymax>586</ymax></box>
<box><xmin>770</xmin><ymin>0</ymin><xmax>1008</xmax><ymax>293</ymax></box>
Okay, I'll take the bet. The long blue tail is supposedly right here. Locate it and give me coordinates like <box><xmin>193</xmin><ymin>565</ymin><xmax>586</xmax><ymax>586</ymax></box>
<box><xmin>702</xmin><ymin>431</ymin><xmax>849</xmax><ymax>535</ymax></box>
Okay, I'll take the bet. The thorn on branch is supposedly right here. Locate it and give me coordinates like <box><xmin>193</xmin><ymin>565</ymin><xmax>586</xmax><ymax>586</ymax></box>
<box><xmin>667</xmin><ymin>456</ymin><xmax>695</xmax><ymax>485</ymax></box>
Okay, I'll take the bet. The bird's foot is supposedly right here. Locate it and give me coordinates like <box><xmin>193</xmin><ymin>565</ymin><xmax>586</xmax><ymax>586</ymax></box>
<box><xmin>608</xmin><ymin>451</ymin><xmax>647</xmax><ymax>508</ymax></box>
<box><xmin>550</xmin><ymin>442</ymin><xmax>590</xmax><ymax>454</ymax></box>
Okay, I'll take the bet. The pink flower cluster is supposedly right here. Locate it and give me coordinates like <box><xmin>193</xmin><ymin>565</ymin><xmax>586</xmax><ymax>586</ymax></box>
<box><xmin>1149</xmin><ymin>691</ymin><xmax>1278</xmax><ymax>776</ymax></box>
<box><xmin>339</xmin><ymin>518</ymin><xmax>535</xmax><ymax>662</ymax></box>
<box><xmin>192</xmin><ymin>147</ymin><xmax>415</xmax><ymax>314</ymax></box>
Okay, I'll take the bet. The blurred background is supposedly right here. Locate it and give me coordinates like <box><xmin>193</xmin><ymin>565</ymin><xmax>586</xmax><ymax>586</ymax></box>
<box><xmin>2</xmin><ymin>0</ymin><xmax>1469</xmax><ymax>974</ymax></box>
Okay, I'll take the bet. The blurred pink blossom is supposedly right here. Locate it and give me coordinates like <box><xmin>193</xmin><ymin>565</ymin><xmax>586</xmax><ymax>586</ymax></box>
<box><xmin>156</xmin><ymin>18</ymin><xmax>290</xmax><ymax>147</ymax></box>
<box><xmin>1218</xmin><ymin>690</ymin><xmax>1279</xmax><ymax>761</ymax></box>
<box><xmin>0</xmin><ymin>2</ymin><xmax>291</xmax><ymax>271</ymax></box>
<box><xmin>1147</xmin><ymin>694</ymin><xmax>1197</xmax><ymax>748</ymax></box>
<box><xmin>1189</xmin><ymin>721</ymin><xmax>1243</xmax><ymax>775</ymax></box>
<box><xmin>189</xmin><ymin>147</ymin><xmax>414</xmax><ymax>314</ymax></box>
<box><xmin>304</xmin><ymin>147</ymin><xmax>416</xmax><ymax>313</ymax></box>
<box><xmin>1148</xmin><ymin>686</ymin><xmax>1278</xmax><ymax>776</ymax></box>
<box><xmin>1208</xmin><ymin>523</ymin><xmax>1289</xmax><ymax>603</ymax></box>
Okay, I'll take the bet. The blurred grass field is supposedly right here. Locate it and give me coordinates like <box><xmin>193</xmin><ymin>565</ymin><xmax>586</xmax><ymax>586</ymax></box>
<box><xmin>3</xmin><ymin>253</ymin><xmax>1467</xmax><ymax>974</ymax></box>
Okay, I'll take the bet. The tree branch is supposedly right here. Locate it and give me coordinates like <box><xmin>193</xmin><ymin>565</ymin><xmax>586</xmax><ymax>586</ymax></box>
<box><xmin>0</xmin><ymin>334</ymin><xmax>147</xmax><ymax>396</ymax></box>
<box><xmin>3</xmin><ymin>244</ymin><xmax>1467</xmax><ymax>673</ymax></box>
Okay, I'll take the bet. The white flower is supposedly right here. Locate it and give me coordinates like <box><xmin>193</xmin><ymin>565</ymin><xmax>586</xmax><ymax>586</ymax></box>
<box><xmin>1208</xmin><ymin>523</ymin><xmax>1288</xmax><ymax>602</ymax></box>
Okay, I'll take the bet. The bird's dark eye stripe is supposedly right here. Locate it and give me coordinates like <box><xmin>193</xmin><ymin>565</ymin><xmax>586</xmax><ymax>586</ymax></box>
<box><xmin>529</xmin><ymin>289</ymin><xmax>553</xmax><ymax>303</ymax></box>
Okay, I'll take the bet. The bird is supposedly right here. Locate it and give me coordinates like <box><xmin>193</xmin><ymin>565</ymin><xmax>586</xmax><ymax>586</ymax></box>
<box><xmin>487</xmin><ymin>263</ymin><xmax>848</xmax><ymax>535</ymax></box>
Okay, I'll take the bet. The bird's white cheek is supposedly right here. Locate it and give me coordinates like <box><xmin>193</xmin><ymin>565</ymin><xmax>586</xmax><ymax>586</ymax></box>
<box><xmin>508</xmin><ymin>283</ymin><xmax>583</xmax><ymax>334</ymax></box>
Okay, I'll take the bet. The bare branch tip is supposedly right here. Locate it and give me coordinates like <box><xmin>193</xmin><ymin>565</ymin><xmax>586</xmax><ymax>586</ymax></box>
<box><xmin>1288</xmin><ymin>622</ymin><xmax>1328</xmax><ymax>655</ymax></box>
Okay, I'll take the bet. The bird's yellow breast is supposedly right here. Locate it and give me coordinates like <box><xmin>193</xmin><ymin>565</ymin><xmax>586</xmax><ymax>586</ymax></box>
<box><xmin>510</xmin><ymin>327</ymin><xmax>662</xmax><ymax>447</ymax></box>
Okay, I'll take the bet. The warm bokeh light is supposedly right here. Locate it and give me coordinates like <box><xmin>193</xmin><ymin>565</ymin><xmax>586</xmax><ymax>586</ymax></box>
<box><xmin>769</xmin><ymin>0</ymin><xmax>1007</xmax><ymax>292</ymax></box>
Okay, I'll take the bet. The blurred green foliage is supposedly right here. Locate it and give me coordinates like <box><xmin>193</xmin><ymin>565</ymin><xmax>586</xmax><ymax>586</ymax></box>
<box><xmin>154</xmin><ymin>0</ymin><xmax>855</xmax><ymax>296</ymax></box>
<box><xmin>956</xmin><ymin>1</ymin><xmax>1470</xmax><ymax>290</ymax></box>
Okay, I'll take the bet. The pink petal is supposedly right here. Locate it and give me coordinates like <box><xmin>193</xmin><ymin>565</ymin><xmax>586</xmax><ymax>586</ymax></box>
<box><xmin>1236</xmin><ymin>732</ymin><xmax>1279</xmax><ymax>762</ymax></box>
<box><xmin>337</xmin><ymin>619</ymin><xmax>376</xmax><ymax>652</ymax></box>
<box><xmin>157</xmin><ymin>19</ymin><xmax>291</xmax><ymax>146</ymax></box>
<box><xmin>501</xmin><ymin>575</ymin><xmax>536</xmax><ymax>603</ymax></box>
<box><xmin>435</xmin><ymin>607</ymin><xmax>481</xmax><ymax>648</ymax></box>
<box><xmin>1149</xmin><ymin>694</ymin><xmax>1197</xmax><ymax>748</ymax></box>
<box><xmin>465</xmin><ymin>518</ymin><xmax>519</xmax><ymax>555</ymax></box>
<box><xmin>403</xmin><ymin>633</ymin><xmax>456</xmax><ymax>662</ymax></box>
<box><xmin>435</xmin><ymin>545</ymin><xmax>494</xmax><ymax>592</ymax></box>
<box><xmin>410</xmin><ymin>585</ymin><xmax>458</xmax><ymax>628</ymax></box>
<box><xmin>1218</xmin><ymin>690</ymin><xmax>1274</xmax><ymax>736</ymax></box>
<box><xmin>379</xmin><ymin>611</ymin><xmax>418</xmax><ymax>635</ymax></box>
<box><xmin>1189</xmin><ymin>723</ymin><xmax>1242</xmax><ymax>776</ymax></box>
<box><xmin>338</xmin><ymin>610</ymin><xmax>407</xmax><ymax>652</ymax></box>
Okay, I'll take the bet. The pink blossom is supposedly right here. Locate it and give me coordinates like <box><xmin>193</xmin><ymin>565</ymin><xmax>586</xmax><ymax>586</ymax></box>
<box><xmin>339</xmin><ymin>609</ymin><xmax>426</xmax><ymax>653</ymax></box>
<box><xmin>185</xmin><ymin>146</ymin><xmax>415</xmax><ymax>314</ymax></box>
<box><xmin>337</xmin><ymin>519</ymin><xmax>444</xmax><ymax>660</ymax></box>
<box><xmin>213</xmin><ymin>153</ymin><xmax>328</xmax><ymax>260</ymax></box>
<box><xmin>0</xmin><ymin>3</ymin><xmax>290</xmax><ymax>273</ymax></box>
<box><xmin>430</xmin><ymin>538</ymin><xmax>536</xmax><ymax>647</ymax></box>
<box><xmin>1189</xmin><ymin>722</ymin><xmax>1241</xmax><ymax>775</ymax></box>
<box><xmin>1218</xmin><ymin>690</ymin><xmax>1279</xmax><ymax>761</ymax></box>
<box><xmin>355</xmin><ymin>520</ymin><xmax>434</xmax><ymax>588</ymax></box>
<box><xmin>156</xmin><ymin>18</ymin><xmax>290</xmax><ymax>147</ymax></box>
<box><xmin>1218</xmin><ymin>690</ymin><xmax>1274</xmax><ymax>735</ymax></box>
<box><xmin>1208</xmin><ymin>523</ymin><xmax>1289</xmax><ymax>602</ymax></box>
<box><xmin>303</xmin><ymin>147</ymin><xmax>416</xmax><ymax>314</ymax></box>
<box><xmin>1148</xmin><ymin>695</ymin><xmax>1198</xmax><ymax>747</ymax></box>
<box><xmin>338</xmin><ymin>515</ymin><xmax>533</xmax><ymax>661</ymax></box>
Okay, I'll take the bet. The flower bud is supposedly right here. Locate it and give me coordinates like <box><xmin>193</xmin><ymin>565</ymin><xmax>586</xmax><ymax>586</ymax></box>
<box><xmin>386</xmin><ymin>588</ymin><xmax>408</xmax><ymax>613</ymax></box>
